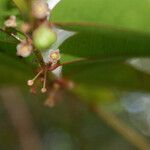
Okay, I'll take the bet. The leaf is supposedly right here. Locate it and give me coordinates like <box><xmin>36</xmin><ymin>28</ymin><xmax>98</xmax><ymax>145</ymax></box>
<box><xmin>63</xmin><ymin>61</ymin><xmax>150</xmax><ymax>93</ymax></box>
<box><xmin>12</xmin><ymin>0</ymin><xmax>29</xmax><ymax>19</ymax></box>
<box><xmin>0</xmin><ymin>0</ymin><xmax>18</xmax><ymax>26</ymax></box>
<box><xmin>51</xmin><ymin>0</ymin><xmax>150</xmax><ymax>102</ymax></box>
<box><xmin>0</xmin><ymin>29</ymin><xmax>29</xmax><ymax>77</ymax></box>
<box><xmin>0</xmin><ymin>29</ymin><xmax>20</xmax><ymax>57</ymax></box>
<box><xmin>57</xmin><ymin>23</ymin><xmax>150</xmax><ymax>63</ymax></box>
<box><xmin>0</xmin><ymin>29</ymin><xmax>30</xmax><ymax>84</ymax></box>
<box><xmin>51</xmin><ymin>0</ymin><xmax>150</xmax><ymax>32</ymax></box>
<box><xmin>0</xmin><ymin>29</ymin><xmax>19</xmax><ymax>44</ymax></box>
<box><xmin>0</xmin><ymin>52</ymin><xmax>31</xmax><ymax>85</ymax></box>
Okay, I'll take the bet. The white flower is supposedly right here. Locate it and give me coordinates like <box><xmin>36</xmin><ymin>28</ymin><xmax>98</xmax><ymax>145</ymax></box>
<box><xmin>4</xmin><ymin>16</ymin><xmax>17</xmax><ymax>28</ymax></box>
<box><xmin>49</xmin><ymin>49</ymin><xmax>60</xmax><ymax>64</ymax></box>
<box><xmin>17</xmin><ymin>40</ymin><xmax>33</xmax><ymax>57</ymax></box>
<box><xmin>32</xmin><ymin>0</ymin><xmax>50</xmax><ymax>19</ymax></box>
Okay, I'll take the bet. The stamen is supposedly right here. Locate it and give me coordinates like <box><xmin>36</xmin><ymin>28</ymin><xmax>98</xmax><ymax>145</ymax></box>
<box><xmin>49</xmin><ymin>49</ymin><xmax>60</xmax><ymax>64</ymax></box>
<box><xmin>44</xmin><ymin>83</ymin><xmax>60</xmax><ymax>107</ymax></box>
<box><xmin>44</xmin><ymin>94</ymin><xmax>55</xmax><ymax>108</ymax></box>
<box><xmin>27</xmin><ymin>70</ymin><xmax>43</xmax><ymax>86</ymax></box>
<box><xmin>41</xmin><ymin>72</ymin><xmax>47</xmax><ymax>93</ymax></box>
<box><xmin>27</xmin><ymin>80</ymin><xmax>34</xmax><ymax>86</ymax></box>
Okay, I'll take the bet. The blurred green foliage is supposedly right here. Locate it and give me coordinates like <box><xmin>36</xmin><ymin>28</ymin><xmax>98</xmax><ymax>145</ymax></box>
<box><xmin>51</xmin><ymin>0</ymin><xmax>150</xmax><ymax>32</ymax></box>
<box><xmin>0</xmin><ymin>0</ymin><xmax>150</xmax><ymax>150</ymax></box>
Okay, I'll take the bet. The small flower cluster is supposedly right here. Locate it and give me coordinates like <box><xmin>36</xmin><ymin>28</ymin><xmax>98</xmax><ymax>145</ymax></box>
<box><xmin>3</xmin><ymin>0</ymin><xmax>75</xmax><ymax>107</ymax></box>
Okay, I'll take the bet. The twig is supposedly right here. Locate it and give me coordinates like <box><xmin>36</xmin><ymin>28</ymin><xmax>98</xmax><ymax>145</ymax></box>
<box><xmin>33</xmin><ymin>48</ymin><xmax>45</xmax><ymax>67</ymax></box>
<box><xmin>0</xmin><ymin>87</ymin><xmax>42</xmax><ymax>150</ymax></box>
<box><xmin>91</xmin><ymin>104</ymin><xmax>150</xmax><ymax>150</ymax></box>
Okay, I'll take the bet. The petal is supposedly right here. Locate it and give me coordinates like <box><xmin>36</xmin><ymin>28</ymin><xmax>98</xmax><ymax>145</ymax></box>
<box><xmin>42</xmin><ymin>50</ymin><xmax>50</xmax><ymax>63</ymax></box>
<box><xmin>47</xmin><ymin>0</ymin><xmax>61</xmax><ymax>10</ymax></box>
<box><xmin>52</xmin><ymin>66</ymin><xmax>62</xmax><ymax>78</ymax></box>
<box><xmin>51</xmin><ymin>26</ymin><xmax>76</xmax><ymax>50</ymax></box>
<box><xmin>127</xmin><ymin>58</ymin><xmax>150</xmax><ymax>74</ymax></box>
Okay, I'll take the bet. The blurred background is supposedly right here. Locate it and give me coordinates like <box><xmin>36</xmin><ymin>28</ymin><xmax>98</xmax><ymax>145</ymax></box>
<box><xmin>0</xmin><ymin>0</ymin><xmax>150</xmax><ymax>150</ymax></box>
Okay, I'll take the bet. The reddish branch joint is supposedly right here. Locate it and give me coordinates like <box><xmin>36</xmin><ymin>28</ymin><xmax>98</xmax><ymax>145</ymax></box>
<box><xmin>27</xmin><ymin>64</ymin><xmax>74</xmax><ymax>107</ymax></box>
<box><xmin>3</xmin><ymin>0</ymin><xmax>74</xmax><ymax>107</ymax></box>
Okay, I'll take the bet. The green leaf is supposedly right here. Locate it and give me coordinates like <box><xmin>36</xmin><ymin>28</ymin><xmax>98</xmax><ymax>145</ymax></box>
<box><xmin>0</xmin><ymin>52</ymin><xmax>31</xmax><ymax>85</ymax></box>
<box><xmin>58</xmin><ymin>23</ymin><xmax>150</xmax><ymax>63</ymax></box>
<box><xmin>0</xmin><ymin>29</ymin><xmax>20</xmax><ymax>57</ymax></box>
<box><xmin>0</xmin><ymin>0</ymin><xmax>18</xmax><ymax>26</ymax></box>
<box><xmin>51</xmin><ymin>0</ymin><xmax>150</xmax><ymax>32</ymax></box>
<box><xmin>0</xmin><ymin>29</ymin><xmax>18</xmax><ymax>44</ymax></box>
<box><xmin>51</xmin><ymin>0</ymin><xmax>150</xmax><ymax>100</ymax></box>
<box><xmin>12</xmin><ymin>0</ymin><xmax>29</xmax><ymax>19</ymax></box>
<box><xmin>63</xmin><ymin>61</ymin><xmax>150</xmax><ymax>93</ymax></box>
<box><xmin>0</xmin><ymin>29</ymin><xmax>30</xmax><ymax>85</ymax></box>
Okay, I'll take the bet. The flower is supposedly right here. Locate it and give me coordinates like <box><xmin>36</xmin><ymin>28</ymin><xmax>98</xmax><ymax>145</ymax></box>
<box><xmin>4</xmin><ymin>16</ymin><xmax>17</xmax><ymax>28</ymax></box>
<box><xmin>17</xmin><ymin>40</ymin><xmax>33</xmax><ymax>57</ymax></box>
<box><xmin>49</xmin><ymin>49</ymin><xmax>60</xmax><ymax>64</ymax></box>
<box><xmin>32</xmin><ymin>0</ymin><xmax>50</xmax><ymax>19</ymax></box>
<box><xmin>20</xmin><ymin>22</ymin><xmax>31</xmax><ymax>33</ymax></box>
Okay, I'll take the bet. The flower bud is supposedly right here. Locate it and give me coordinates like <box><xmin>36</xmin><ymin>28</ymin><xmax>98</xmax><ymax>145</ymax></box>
<box><xmin>20</xmin><ymin>22</ymin><xmax>31</xmax><ymax>33</ymax></box>
<box><xmin>32</xmin><ymin>0</ymin><xmax>50</xmax><ymax>19</ymax></box>
<box><xmin>41</xmin><ymin>88</ymin><xmax>47</xmax><ymax>93</ymax></box>
<box><xmin>33</xmin><ymin>26</ymin><xmax>57</xmax><ymax>50</ymax></box>
<box><xmin>17</xmin><ymin>40</ymin><xmax>33</xmax><ymax>57</ymax></box>
<box><xmin>27</xmin><ymin>80</ymin><xmax>34</xmax><ymax>86</ymax></box>
<box><xmin>4</xmin><ymin>16</ymin><xmax>17</xmax><ymax>28</ymax></box>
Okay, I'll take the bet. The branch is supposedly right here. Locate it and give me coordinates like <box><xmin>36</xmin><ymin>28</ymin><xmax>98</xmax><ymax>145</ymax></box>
<box><xmin>91</xmin><ymin>104</ymin><xmax>150</xmax><ymax>150</ymax></box>
<box><xmin>33</xmin><ymin>48</ymin><xmax>45</xmax><ymax>67</ymax></box>
<box><xmin>0</xmin><ymin>87</ymin><xmax>42</xmax><ymax>150</ymax></box>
